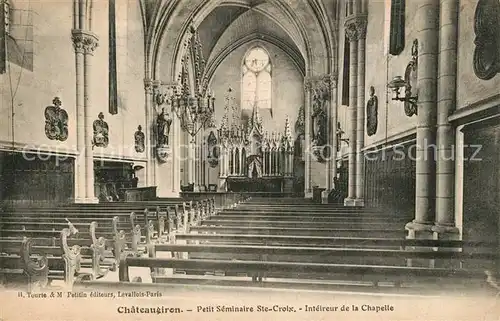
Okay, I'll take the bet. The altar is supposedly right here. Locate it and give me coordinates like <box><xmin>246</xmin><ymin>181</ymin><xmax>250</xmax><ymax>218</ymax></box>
<box><xmin>212</xmin><ymin>87</ymin><xmax>296</xmax><ymax>194</ymax></box>
<box><xmin>226</xmin><ymin>176</ymin><xmax>283</xmax><ymax>193</ymax></box>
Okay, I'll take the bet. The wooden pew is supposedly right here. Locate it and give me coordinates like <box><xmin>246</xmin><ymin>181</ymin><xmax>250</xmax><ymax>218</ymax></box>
<box><xmin>199</xmin><ymin>219</ymin><xmax>404</xmax><ymax>230</ymax></box>
<box><xmin>0</xmin><ymin>213</ymin><xmax>147</xmax><ymax>260</ymax></box>
<box><xmin>0</xmin><ymin>238</ymin><xmax>49</xmax><ymax>291</ymax></box>
<box><xmin>173</xmin><ymin>234</ymin><xmax>496</xmax><ymax>262</ymax></box>
<box><xmin>188</xmin><ymin>226</ymin><xmax>406</xmax><ymax>238</ymax></box>
<box><xmin>148</xmin><ymin>242</ymin><xmax>496</xmax><ymax>271</ymax></box>
<box><xmin>209</xmin><ymin>214</ymin><xmax>410</xmax><ymax>222</ymax></box>
<box><xmin>222</xmin><ymin>208</ymin><xmax>385</xmax><ymax>215</ymax></box>
<box><xmin>5</xmin><ymin>197</ymin><xmax>216</xmax><ymax>235</ymax></box>
<box><xmin>1</xmin><ymin>213</ymin><xmax>125</xmax><ymax>263</ymax></box>
<box><xmin>117</xmin><ymin>256</ymin><xmax>492</xmax><ymax>289</ymax></box>
<box><xmin>0</xmin><ymin>228</ymin><xmax>93</xmax><ymax>288</ymax></box>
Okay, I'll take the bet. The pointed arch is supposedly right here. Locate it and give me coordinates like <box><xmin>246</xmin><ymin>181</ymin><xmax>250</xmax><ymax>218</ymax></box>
<box><xmin>241</xmin><ymin>147</ymin><xmax>247</xmax><ymax>176</ymax></box>
<box><xmin>241</xmin><ymin>45</ymin><xmax>272</xmax><ymax>112</ymax></box>
<box><xmin>149</xmin><ymin>0</ymin><xmax>336</xmax><ymax>84</ymax></box>
<box><xmin>235</xmin><ymin>148</ymin><xmax>240</xmax><ymax>175</ymax></box>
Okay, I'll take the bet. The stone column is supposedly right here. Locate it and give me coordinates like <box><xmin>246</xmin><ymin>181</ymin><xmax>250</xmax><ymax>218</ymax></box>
<box><xmin>71</xmin><ymin>30</ymin><xmax>86</xmax><ymax>202</ymax></box>
<box><xmin>83</xmin><ymin>32</ymin><xmax>98</xmax><ymax>202</ymax></box>
<box><xmin>406</xmin><ymin>0</ymin><xmax>439</xmax><ymax>237</ymax></box>
<box><xmin>172</xmin><ymin>99</ymin><xmax>180</xmax><ymax>195</ymax></box>
<box><xmin>355</xmin><ymin>14</ymin><xmax>367</xmax><ymax>206</ymax></box>
<box><xmin>433</xmin><ymin>0</ymin><xmax>459</xmax><ymax>238</ymax></box>
<box><xmin>152</xmin><ymin>80</ymin><xmax>162</xmax><ymax>188</ymax></box>
<box><xmin>322</xmin><ymin>75</ymin><xmax>338</xmax><ymax>204</ymax></box>
<box><xmin>330</xmin><ymin>77</ymin><xmax>338</xmax><ymax>188</ymax></box>
<box><xmin>344</xmin><ymin>18</ymin><xmax>358</xmax><ymax>206</ymax></box>
<box><xmin>143</xmin><ymin>79</ymin><xmax>154</xmax><ymax>186</ymax></box>
<box><xmin>304</xmin><ymin>79</ymin><xmax>313</xmax><ymax>198</ymax></box>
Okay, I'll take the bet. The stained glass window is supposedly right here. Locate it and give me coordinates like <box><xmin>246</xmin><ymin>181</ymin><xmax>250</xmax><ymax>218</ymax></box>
<box><xmin>241</xmin><ymin>47</ymin><xmax>272</xmax><ymax>112</ymax></box>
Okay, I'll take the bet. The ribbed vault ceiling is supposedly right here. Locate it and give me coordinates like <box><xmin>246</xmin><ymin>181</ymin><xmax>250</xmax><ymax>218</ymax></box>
<box><xmin>196</xmin><ymin>1</ymin><xmax>306</xmax><ymax>77</ymax></box>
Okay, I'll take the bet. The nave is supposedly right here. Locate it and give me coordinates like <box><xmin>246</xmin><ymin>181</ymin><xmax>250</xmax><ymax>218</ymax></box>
<box><xmin>1</xmin><ymin>196</ymin><xmax>498</xmax><ymax>297</ymax></box>
<box><xmin>3</xmin><ymin>0</ymin><xmax>500</xmax><ymax>319</ymax></box>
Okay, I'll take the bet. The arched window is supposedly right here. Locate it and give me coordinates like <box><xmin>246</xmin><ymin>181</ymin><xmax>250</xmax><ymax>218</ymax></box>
<box><xmin>241</xmin><ymin>47</ymin><xmax>272</xmax><ymax>112</ymax></box>
<box><xmin>241</xmin><ymin>148</ymin><xmax>247</xmax><ymax>176</ymax></box>
<box><xmin>235</xmin><ymin>148</ymin><xmax>240</xmax><ymax>175</ymax></box>
<box><xmin>229</xmin><ymin>150</ymin><xmax>234</xmax><ymax>175</ymax></box>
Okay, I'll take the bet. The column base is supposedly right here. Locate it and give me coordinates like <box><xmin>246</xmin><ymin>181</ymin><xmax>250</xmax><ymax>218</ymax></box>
<box><xmin>431</xmin><ymin>224</ymin><xmax>461</xmax><ymax>269</ymax></box>
<box><xmin>74</xmin><ymin>197</ymin><xmax>99</xmax><ymax>204</ymax></box>
<box><xmin>353</xmin><ymin>198</ymin><xmax>364</xmax><ymax>207</ymax></box>
<box><xmin>405</xmin><ymin>221</ymin><xmax>434</xmax><ymax>268</ymax></box>
<box><xmin>343</xmin><ymin>198</ymin><xmax>356</xmax><ymax>207</ymax></box>
<box><xmin>304</xmin><ymin>190</ymin><xmax>313</xmax><ymax>199</ymax></box>
<box><xmin>431</xmin><ymin>224</ymin><xmax>460</xmax><ymax>236</ymax></box>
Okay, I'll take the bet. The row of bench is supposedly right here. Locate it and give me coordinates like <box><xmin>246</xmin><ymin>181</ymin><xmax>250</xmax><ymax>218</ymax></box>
<box><xmin>5</xmin><ymin>195</ymin><xmax>498</xmax><ymax>295</ymax></box>
<box><xmin>83</xmin><ymin>198</ymin><xmax>500</xmax><ymax>293</ymax></box>
<box><xmin>0</xmin><ymin>195</ymin><xmax>243</xmax><ymax>291</ymax></box>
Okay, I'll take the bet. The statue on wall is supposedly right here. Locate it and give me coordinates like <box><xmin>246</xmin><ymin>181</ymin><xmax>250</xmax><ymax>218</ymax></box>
<box><xmin>311</xmin><ymin>88</ymin><xmax>327</xmax><ymax>147</ymax></box>
<box><xmin>207</xmin><ymin>130</ymin><xmax>219</xmax><ymax>168</ymax></box>
<box><xmin>44</xmin><ymin>97</ymin><xmax>68</xmax><ymax>142</ymax></box>
<box><xmin>134</xmin><ymin>125</ymin><xmax>145</xmax><ymax>153</ymax></box>
<box><xmin>156</xmin><ymin>108</ymin><xmax>172</xmax><ymax>146</ymax></box>
<box><xmin>366</xmin><ymin>86</ymin><xmax>378</xmax><ymax>136</ymax></box>
<box><xmin>293</xmin><ymin>105</ymin><xmax>305</xmax><ymax>160</ymax></box>
<box><xmin>92</xmin><ymin>112</ymin><xmax>109</xmax><ymax>148</ymax></box>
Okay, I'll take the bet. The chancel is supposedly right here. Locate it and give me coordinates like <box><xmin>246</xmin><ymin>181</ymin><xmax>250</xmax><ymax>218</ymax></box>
<box><xmin>216</xmin><ymin>87</ymin><xmax>295</xmax><ymax>193</ymax></box>
<box><xmin>1</xmin><ymin>0</ymin><xmax>500</xmax><ymax>315</ymax></box>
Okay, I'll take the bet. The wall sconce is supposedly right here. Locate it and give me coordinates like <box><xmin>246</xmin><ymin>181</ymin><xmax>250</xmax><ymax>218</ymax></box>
<box><xmin>387</xmin><ymin>39</ymin><xmax>419</xmax><ymax>117</ymax></box>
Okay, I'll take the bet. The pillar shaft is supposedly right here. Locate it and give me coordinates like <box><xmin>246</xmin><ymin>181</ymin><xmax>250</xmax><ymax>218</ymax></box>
<box><xmin>435</xmin><ymin>0</ymin><xmax>458</xmax><ymax>227</ymax></box>
<box><xmin>83</xmin><ymin>45</ymin><xmax>96</xmax><ymax>201</ymax></box>
<box><xmin>304</xmin><ymin>81</ymin><xmax>312</xmax><ymax>197</ymax></box>
<box><xmin>172</xmin><ymin>115</ymin><xmax>180</xmax><ymax>193</ymax></box>
<box><xmin>74</xmin><ymin>49</ymin><xmax>85</xmax><ymax>201</ymax></box>
<box><xmin>356</xmin><ymin>17</ymin><xmax>367</xmax><ymax>203</ymax></box>
<box><xmin>144</xmin><ymin>79</ymin><xmax>154</xmax><ymax>186</ymax></box>
<box><xmin>347</xmin><ymin>34</ymin><xmax>358</xmax><ymax>202</ymax></box>
<box><xmin>72</xmin><ymin>0</ymin><xmax>98</xmax><ymax>204</ymax></box>
<box><xmin>413</xmin><ymin>0</ymin><xmax>439</xmax><ymax>225</ymax></box>
<box><xmin>330</xmin><ymin>79</ymin><xmax>338</xmax><ymax>188</ymax></box>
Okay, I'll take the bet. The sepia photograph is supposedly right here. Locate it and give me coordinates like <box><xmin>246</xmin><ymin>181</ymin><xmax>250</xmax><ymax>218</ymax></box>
<box><xmin>0</xmin><ymin>0</ymin><xmax>500</xmax><ymax>320</ymax></box>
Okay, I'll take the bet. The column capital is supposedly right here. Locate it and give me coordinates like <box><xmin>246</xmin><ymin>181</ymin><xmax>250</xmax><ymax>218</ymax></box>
<box><xmin>71</xmin><ymin>29</ymin><xmax>99</xmax><ymax>55</ymax></box>
<box><xmin>144</xmin><ymin>78</ymin><xmax>154</xmax><ymax>94</ymax></box>
<box><xmin>152</xmin><ymin>79</ymin><xmax>163</xmax><ymax>88</ymax></box>
<box><xmin>304</xmin><ymin>74</ymin><xmax>337</xmax><ymax>95</ymax></box>
<box><xmin>344</xmin><ymin>13</ymin><xmax>368</xmax><ymax>41</ymax></box>
<box><xmin>328</xmin><ymin>74</ymin><xmax>338</xmax><ymax>90</ymax></box>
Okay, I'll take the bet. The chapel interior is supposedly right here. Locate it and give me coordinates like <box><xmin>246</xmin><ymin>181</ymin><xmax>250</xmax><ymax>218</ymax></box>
<box><xmin>0</xmin><ymin>0</ymin><xmax>500</xmax><ymax>308</ymax></box>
